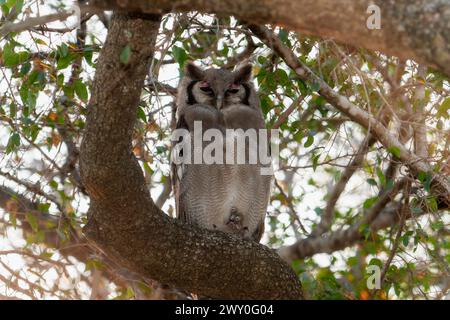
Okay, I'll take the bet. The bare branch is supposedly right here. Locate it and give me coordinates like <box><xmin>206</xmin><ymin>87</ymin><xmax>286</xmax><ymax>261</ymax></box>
<box><xmin>272</xmin><ymin>97</ymin><xmax>303</xmax><ymax>130</ymax></box>
<box><xmin>0</xmin><ymin>11</ymin><xmax>72</xmax><ymax>37</ymax></box>
<box><xmin>379</xmin><ymin>181</ymin><xmax>410</xmax><ymax>286</ymax></box>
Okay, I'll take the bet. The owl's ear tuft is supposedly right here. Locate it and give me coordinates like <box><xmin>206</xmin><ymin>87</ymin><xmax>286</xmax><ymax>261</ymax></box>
<box><xmin>184</xmin><ymin>61</ymin><xmax>205</xmax><ymax>80</ymax></box>
<box><xmin>233</xmin><ymin>64</ymin><xmax>253</xmax><ymax>83</ymax></box>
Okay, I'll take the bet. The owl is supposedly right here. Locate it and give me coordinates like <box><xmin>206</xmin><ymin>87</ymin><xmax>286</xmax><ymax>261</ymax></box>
<box><xmin>172</xmin><ymin>61</ymin><xmax>272</xmax><ymax>242</ymax></box>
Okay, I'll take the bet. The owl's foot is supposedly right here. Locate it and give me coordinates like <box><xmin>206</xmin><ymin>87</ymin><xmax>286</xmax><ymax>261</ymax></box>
<box><xmin>227</xmin><ymin>208</ymin><xmax>244</xmax><ymax>231</ymax></box>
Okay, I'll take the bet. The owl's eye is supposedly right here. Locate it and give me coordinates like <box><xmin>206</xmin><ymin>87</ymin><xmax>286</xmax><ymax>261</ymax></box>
<box><xmin>199</xmin><ymin>81</ymin><xmax>213</xmax><ymax>93</ymax></box>
<box><xmin>227</xmin><ymin>83</ymin><xmax>240</xmax><ymax>94</ymax></box>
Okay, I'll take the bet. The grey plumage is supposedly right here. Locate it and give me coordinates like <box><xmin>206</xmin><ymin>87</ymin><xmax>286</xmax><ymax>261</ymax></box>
<box><xmin>172</xmin><ymin>62</ymin><xmax>272</xmax><ymax>242</ymax></box>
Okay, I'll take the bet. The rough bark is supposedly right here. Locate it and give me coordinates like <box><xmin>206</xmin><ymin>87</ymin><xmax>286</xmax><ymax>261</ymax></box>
<box><xmin>88</xmin><ymin>0</ymin><xmax>450</xmax><ymax>77</ymax></box>
<box><xmin>79</xmin><ymin>13</ymin><xmax>302</xmax><ymax>299</ymax></box>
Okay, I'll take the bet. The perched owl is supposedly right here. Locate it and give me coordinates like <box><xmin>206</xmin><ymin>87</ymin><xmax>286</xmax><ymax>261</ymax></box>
<box><xmin>172</xmin><ymin>62</ymin><xmax>272</xmax><ymax>242</ymax></box>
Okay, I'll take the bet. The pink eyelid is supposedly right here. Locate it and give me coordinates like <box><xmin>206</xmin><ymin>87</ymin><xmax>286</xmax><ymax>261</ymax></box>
<box><xmin>229</xmin><ymin>83</ymin><xmax>240</xmax><ymax>90</ymax></box>
<box><xmin>199</xmin><ymin>81</ymin><xmax>209</xmax><ymax>88</ymax></box>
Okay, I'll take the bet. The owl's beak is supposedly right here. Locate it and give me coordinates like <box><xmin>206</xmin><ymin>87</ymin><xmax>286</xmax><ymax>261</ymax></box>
<box><xmin>216</xmin><ymin>95</ymin><xmax>224</xmax><ymax>110</ymax></box>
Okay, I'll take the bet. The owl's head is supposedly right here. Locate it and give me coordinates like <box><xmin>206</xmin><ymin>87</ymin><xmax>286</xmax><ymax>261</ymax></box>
<box><xmin>178</xmin><ymin>62</ymin><xmax>258</xmax><ymax>110</ymax></box>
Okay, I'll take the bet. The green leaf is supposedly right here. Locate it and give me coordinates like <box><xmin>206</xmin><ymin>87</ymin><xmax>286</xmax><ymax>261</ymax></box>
<box><xmin>120</xmin><ymin>45</ymin><xmax>131</xmax><ymax>64</ymax></box>
<box><xmin>388</xmin><ymin>146</ymin><xmax>401</xmax><ymax>158</ymax></box>
<box><xmin>3</xmin><ymin>43</ymin><xmax>19</xmax><ymax>67</ymax></box>
<box><xmin>40</xmin><ymin>251</ymin><xmax>54</xmax><ymax>259</ymax></box>
<box><xmin>49</xmin><ymin>180</ymin><xmax>58</xmax><ymax>189</ymax></box>
<box><xmin>376</xmin><ymin>167</ymin><xmax>386</xmax><ymax>186</ymax></box>
<box><xmin>83</xmin><ymin>46</ymin><xmax>94</xmax><ymax>66</ymax></box>
<box><xmin>74</xmin><ymin>79</ymin><xmax>88</xmax><ymax>102</ymax></box>
<box><xmin>274</xmin><ymin>68</ymin><xmax>289</xmax><ymax>86</ymax></box>
<box><xmin>57</xmin><ymin>53</ymin><xmax>75</xmax><ymax>70</ymax></box>
<box><xmin>137</xmin><ymin>106</ymin><xmax>146</xmax><ymax>122</ymax></box>
<box><xmin>363</xmin><ymin>196</ymin><xmax>378</xmax><ymax>209</ymax></box>
<box><xmin>14</xmin><ymin>50</ymin><xmax>30</xmax><ymax>65</ymax></box>
<box><xmin>347</xmin><ymin>256</ymin><xmax>359</xmax><ymax>267</ymax></box>
<box><xmin>411</xmin><ymin>206</ymin><xmax>423</xmax><ymax>215</ymax></box>
<box><xmin>20</xmin><ymin>62</ymin><xmax>31</xmax><ymax>75</ymax></box>
<box><xmin>257</xmin><ymin>55</ymin><xmax>266</xmax><ymax>65</ymax></box>
<box><xmin>143</xmin><ymin>162</ymin><xmax>153</xmax><ymax>175</ymax></box>
<box><xmin>26</xmin><ymin>213</ymin><xmax>39</xmax><ymax>232</ymax></box>
<box><xmin>58</xmin><ymin>43</ymin><xmax>69</xmax><ymax>58</ymax></box>
<box><xmin>402</xmin><ymin>234</ymin><xmax>410</xmax><ymax>247</ymax></box>
<box><xmin>314</xmin><ymin>207</ymin><xmax>323</xmax><ymax>216</ymax></box>
<box><xmin>37</xmin><ymin>203</ymin><xmax>51</xmax><ymax>213</ymax></box>
<box><xmin>418</xmin><ymin>171</ymin><xmax>431</xmax><ymax>193</ymax></box>
<box><xmin>437</xmin><ymin>97</ymin><xmax>450</xmax><ymax>119</ymax></box>
<box><xmin>260</xmin><ymin>95</ymin><xmax>272</xmax><ymax>115</ymax></box>
<box><xmin>125</xmin><ymin>287</ymin><xmax>135</xmax><ymax>299</ymax></box>
<box><xmin>278</xmin><ymin>29</ymin><xmax>289</xmax><ymax>44</ymax></box>
<box><xmin>19</xmin><ymin>84</ymin><xmax>37</xmax><ymax>109</ymax></box>
<box><xmin>426</xmin><ymin>197</ymin><xmax>438</xmax><ymax>212</ymax></box>
<box><xmin>27</xmin><ymin>70</ymin><xmax>39</xmax><ymax>84</ymax></box>
<box><xmin>156</xmin><ymin>146</ymin><xmax>166</xmax><ymax>154</ymax></box>
<box><xmin>9</xmin><ymin>212</ymin><xmax>17</xmax><ymax>228</ymax></box>
<box><xmin>368</xmin><ymin>258</ymin><xmax>382</xmax><ymax>268</ymax></box>
<box><xmin>6</xmin><ymin>132</ymin><xmax>20</xmax><ymax>154</ymax></box>
<box><xmin>312</xmin><ymin>154</ymin><xmax>320</xmax><ymax>171</ymax></box>
<box><xmin>8</xmin><ymin>0</ymin><xmax>23</xmax><ymax>13</ymax></box>
<box><xmin>9</xmin><ymin>103</ymin><xmax>16</xmax><ymax>119</ymax></box>
<box><xmin>308</xmin><ymin>81</ymin><xmax>321</xmax><ymax>92</ymax></box>
<box><xmin>172</xmin><ymin>46</ymin><xmax>188</xmax><ymax>68</ymax></box>
<box><xmin>304</xmin><ymin>135</ymin><xmax>314</xmax><ymax>148</ymax></box>
<box><xmin>220</xmin><ymin>43</ymin><xmax>229</xmax><ymax>56</ymax></box>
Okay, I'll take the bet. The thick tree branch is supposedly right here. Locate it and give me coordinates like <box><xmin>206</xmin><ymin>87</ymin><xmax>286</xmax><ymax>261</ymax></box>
<box><xmin>79</xmin><ymin>13</ymin><xmax>302</xmax><ymax>299</ymax></box>
<box><xmin>87</xmin><ymin>0</ymin><xmax>450</xmax><ymax>77</ymax></box>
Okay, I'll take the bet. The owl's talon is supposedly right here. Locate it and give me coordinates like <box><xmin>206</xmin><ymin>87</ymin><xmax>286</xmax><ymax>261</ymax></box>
<box><xmin>229</xmin><ymin>214</ymin><xmax>241</xmax><ymax>223</ymax></box>
<box><xmin>229</xmin><ymin>208</ymin><xmax>241</xmax><ymax>223</ymax></box>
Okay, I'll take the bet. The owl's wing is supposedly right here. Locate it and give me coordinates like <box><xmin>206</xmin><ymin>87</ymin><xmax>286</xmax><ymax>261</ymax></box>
<box><xmin>171</xmin><ymin>115</ymin><xmax>189</xmax><ymax>223</ymax></box>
